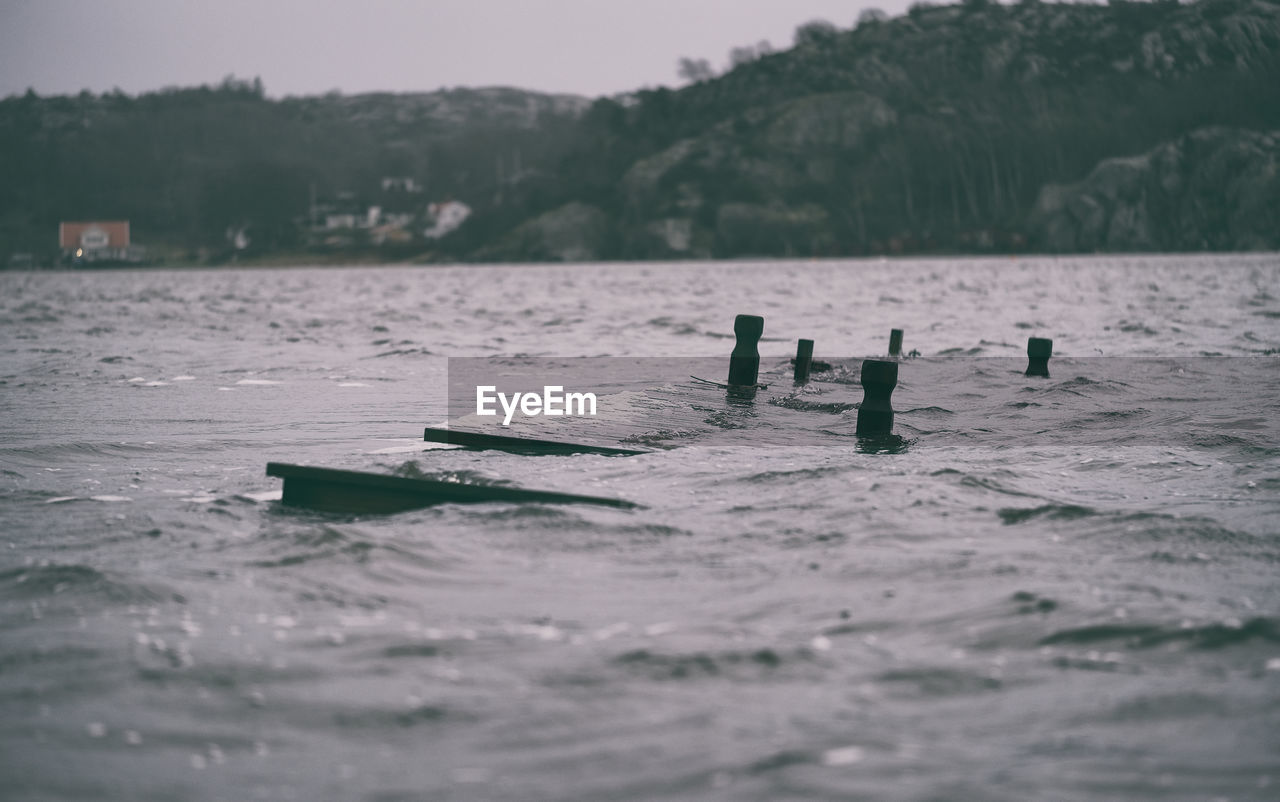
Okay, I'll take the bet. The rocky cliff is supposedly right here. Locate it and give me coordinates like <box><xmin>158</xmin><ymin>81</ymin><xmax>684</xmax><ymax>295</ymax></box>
<box><xmin>489</xmin><ymin>0</ymin><xmax>1280</xmax><ymax>261</ymax></box>
<box><xmin>1033</xmin><ymin>127</ymin><xmax>1280</xmax><ymax>252</ymax></box>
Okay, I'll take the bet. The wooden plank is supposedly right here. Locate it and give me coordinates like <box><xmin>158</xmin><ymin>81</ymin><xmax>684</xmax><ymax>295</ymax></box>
<box><xmin>266</xmin><ymin>462</ymin><xmax>637</xmax><ymax>514</ymax></box>
<box><xmin>423</xmin><ymin>427</ymin><xmax>649</xmax><ymax>456</ymax></box>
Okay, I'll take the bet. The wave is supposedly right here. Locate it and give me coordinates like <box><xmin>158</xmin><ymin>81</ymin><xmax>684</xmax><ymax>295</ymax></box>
<box><xmin>387</xmin><ymin>462</ymin><xmax>509</xmax><ymax>485</ymax></box>
<box><xmin>611</xmin><ymin>646</ymin><xmax>810</xmax><ymax>681</ymax></box>
<box><xmin>875</xmin><ymin>666</ymin><xmax>1003</xmax><ymax>696</ymax></box>
<box><xmin>0</xmin><ymin>563</ymin><xmax>166</xmax><ymax>603</ymax></box>
<box><xmin>250</xmin><ymin>524</ymin><xmax>378</xmax><ymax>568</ymax></box>
<box><xmin>998</xmin><ymin>504</ymin><xmax>1098</xmax><ymax>524</ymax></box>
<box><xmin>997</xmin><ymin>505</ymin><xmax>1266</xmax><ymax>547</ymax></box>
<box><xmin>900</xmin><ymin>405</ymin><xmax>955</xmax><ymax>416</ymax></box>
<box><xmin>1040</xmin><ymin>616</ymin><xmax>1279</xmax><ymax>650</ymax></box>
<box><xmin>769</xmin><ymin>396</ymin><xmax>857</xmax><ymax>414</ymax></box>
<box><xmin>743</xmin><ymin>465</ymin><xmax>849</xmax><ymax>484</ymax></box>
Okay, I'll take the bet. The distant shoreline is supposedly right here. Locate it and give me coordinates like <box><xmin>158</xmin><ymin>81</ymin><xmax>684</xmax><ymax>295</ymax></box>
<box><xmin>7</xmin><ymin>249</ymin><xmax>1279</xmax><ymax>274</ymax></box>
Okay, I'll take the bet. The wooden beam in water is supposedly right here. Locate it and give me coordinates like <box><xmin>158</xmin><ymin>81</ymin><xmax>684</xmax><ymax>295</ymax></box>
<box><xmin>728</xmin><ymin>313</ymin><xmax>765</xmax><ymax>388</ymax></box>
<box><xmin>855</xmin><ymin>359</ymin><xmax>898</xmax><ymax>436</ymax></box>
<box><xmin>888</xmin><ymin>328</ymin><xmax>904</xmax><ymax>357</ymax></box>
<box><xmin>266</xmin><ymin>462</ymin><xmax>637</xmax><ymax>514</ymax></box>
<box><xmin>1026</xmin><ymin>337</ymin><xmax>1053</xmax><ymax>378</ymax></box>
<box><xmin>423</xmin><ymin>427</ymin><xmax>648</xmax><ymax>456</ymax></box>
<box><xmin>794</xmin><ymin>338</ymin><xmax>814</xmax><ymax>385</ymax></box>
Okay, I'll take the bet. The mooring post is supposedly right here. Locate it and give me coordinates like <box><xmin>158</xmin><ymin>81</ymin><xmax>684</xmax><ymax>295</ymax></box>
<box><xmin>794</xmin><ymin>338</ymin><xmax>814</xmax><ymax>385</ymax></box>
<box><xmin>728</xmin><ymin>314</ymin><xmax>764</xmax><ymax>388</ymax></box>
<box><xmin>888</xmin><ymin>328</ymin><xmax>904</xmax><ymax>357</ymax></box>
<box><xmin>1026</xmin><ymin>337</ymin><xmax>1052</xmax><ymax>378</ymax></box>
<box><xmin>856</xmin><ymin>359</ymin><xmax>898</xmax><ymax>436</ymax></box>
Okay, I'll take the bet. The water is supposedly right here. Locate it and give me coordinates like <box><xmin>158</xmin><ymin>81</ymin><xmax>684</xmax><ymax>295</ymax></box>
<box><xmin>1</xmin><ymin>254</ymin><xmax>1279</xmax><ymax>801</ymax></box>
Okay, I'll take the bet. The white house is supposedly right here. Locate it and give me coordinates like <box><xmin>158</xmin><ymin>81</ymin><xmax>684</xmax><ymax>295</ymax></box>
<box><xmin>424</xmin><ymin>201</ymin><xmax>471</xmax><ymax>239</ymax></box>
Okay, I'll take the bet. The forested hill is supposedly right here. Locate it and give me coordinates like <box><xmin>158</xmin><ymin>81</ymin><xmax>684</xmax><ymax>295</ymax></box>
<box><xmin>484</xmin><ymin>0</ymin><xmax>1280</xmax><ymax>261</ymax></box>
<box><xmin>3</xmin><ymin>0</ymin><xmax>1279</xmax><ymax>266</ymax></box>
<box><xmin>0</xmin><ymin>83</ymin><xmax>591</xmax><ymax>264</ymax></box>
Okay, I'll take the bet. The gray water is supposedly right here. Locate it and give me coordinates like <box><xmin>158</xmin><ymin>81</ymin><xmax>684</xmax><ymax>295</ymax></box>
<box><xmin>2</xmin><ymin>254</ymin><xmax>1279</xmax><ymax>801</ymax></box>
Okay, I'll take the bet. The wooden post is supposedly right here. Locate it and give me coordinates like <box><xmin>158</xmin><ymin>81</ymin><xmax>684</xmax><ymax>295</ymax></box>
<box><xmin>888</xmin><ymin>328</ymin><xmax>904</xmax><ymax>357</ymax></box>
<box><xmin>856</xmin><ymin>359</ymin><xmax>898</xmax><ymax>436</ymax></box>
<box><xmin>794</xmin><ymin>338</ymin><xmax>814</xmax><ymax>384</ymax></box>
<box><xmin>728</xmin><ymin>314</ymin><xmax>764</xmax><ymax>387</ymax></box>
<box><xmin>1026</xmin><ymin>337</ymin><xmax>1052</xmax><ymax>378</ymax></box>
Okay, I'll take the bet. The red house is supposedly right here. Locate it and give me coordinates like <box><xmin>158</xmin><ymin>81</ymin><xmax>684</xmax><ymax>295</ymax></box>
<box><xmin>59</xmin><ymin>221</ymin><xmax>144</xmax><ymax>264</ymax></box>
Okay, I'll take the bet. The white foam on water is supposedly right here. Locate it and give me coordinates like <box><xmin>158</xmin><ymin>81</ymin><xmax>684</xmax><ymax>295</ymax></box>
<box><xmin>241</xmin><ymin>490</ymin><xmax>283</xmax><ymax>502</ymax></box>
<box><xmin>593</xmin><ymin>622</ymin><xmax>631</xmax><ymax>640</ymax></box>
<box><xmin>235</xmin><ymin>379</ymin><xmax>281</xmax><ymax>386</ymax></box>
<box><xmin>338</xmin><ymin>382</ymin><xmax>369</xmax><ymax>387</ymax></box>
<box><xmin>171</xmin><ymin>375</ymin><xmax>197</xmax><ymax>381</ymax></box>
<box><xmin>370</xmin><ymin>443</ymin><xmax>440</xmax><ymax>454</ymax></box>
<box><xmin>821</xmin><ymin>746</ymin><xmax>864</xmax><ymax>766</ymax></box>
<box><xmin>44</xmin><ymin>496</ymin><xmax>79</xmax><ymax>504</ymax></box>
<box><xmin>89</xmin><ymin>495</ymin><xmax>132</xmax><ymax>502</ymax></box>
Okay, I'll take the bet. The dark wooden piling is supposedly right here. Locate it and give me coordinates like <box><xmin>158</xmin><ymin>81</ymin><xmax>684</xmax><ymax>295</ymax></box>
<box><xmin>855</xmin><ymin>359</ymin><xmax>898</xmax><ymax>436</ymax></box>
<box><xmin>794</xmin><ymin>339</ymin><xmax>814</xmax><ymax>384</ymax></box>
<box><xmin>888</xmin><ymin>328</ymin><xmax>904</xmax><ymax>357</ymax></box>
<box><xmin>727</xmin><ymin>314</ymin><xmax>764</xmax><ymax>388</ymax></box>
<box><xmin>266</xmin><ymin>462</ymin><xmax>637</xmax><ymax>514</ymax></box>
<box><xmin>1026</xmin><ymin>337</ymin><xmax>1053</xmax><ymax>378</ymax></box>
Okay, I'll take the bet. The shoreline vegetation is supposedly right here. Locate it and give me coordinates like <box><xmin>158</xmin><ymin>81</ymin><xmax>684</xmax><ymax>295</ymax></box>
<box><xmin>3</xmin><ymin>0</ymin><xmax>1279</xmax><ymax>269</ymax></box>
<box><xmin>23</xmin><ymin>250</ymin><xmax>1280</xmax><ymax>274</ymax></box>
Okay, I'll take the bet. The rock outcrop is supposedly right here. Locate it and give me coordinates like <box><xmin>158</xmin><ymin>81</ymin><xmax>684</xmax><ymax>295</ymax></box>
<box><xmin>471</xmin><ymin>202</ymin><xmax>609</xmax><ymax>262</ymax></box>
<box><xmin>1032</xmin><ymin>127</ymin><xmax>1280</xmax><ymax>252</ymax></box>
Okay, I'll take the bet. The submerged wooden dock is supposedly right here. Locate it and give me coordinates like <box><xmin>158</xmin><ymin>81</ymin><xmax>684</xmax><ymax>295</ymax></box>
<box><xmin>423</xmin><ymin>427</ymin><xmax>649</xmax><ymax>456</ymax></box>
<box><xmin>266</xmin><ymin>462</ymin><xmax>637</xmax><ymax>514</ymax></box>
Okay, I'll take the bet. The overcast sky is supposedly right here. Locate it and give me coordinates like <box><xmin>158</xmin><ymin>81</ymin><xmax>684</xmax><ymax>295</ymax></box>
<box><xmin>0</xmin><ymin>0</ymin><xmax>915</xmax><ymax>100</ymax></box>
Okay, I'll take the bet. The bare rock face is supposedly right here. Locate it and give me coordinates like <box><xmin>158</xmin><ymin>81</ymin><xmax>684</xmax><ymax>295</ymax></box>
<box><xmin>643</xmin><ymin>218</ymin><xmax>696</xmax><ymax>255</ymax></box>
<box><xmin>1032</xmin><ymin>127</ymin><xmax>1280</xmax><ymax>252</ymax></box>
<box><xmin>764</xmin><ymin>92</ymin><xmax>897</xmax><ymax>151</ymax></box>
<box><xmin>472</xmin><ymin>202</ymin><xmax>609</xmax><ymax>262</ymax></box>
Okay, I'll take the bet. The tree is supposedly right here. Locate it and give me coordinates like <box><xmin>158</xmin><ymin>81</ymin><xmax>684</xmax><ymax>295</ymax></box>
<box><xmin>728</xmin><ymin>40</ymin><xmax>774</xmax><ymax>69</ymax></box>
<box><xmin>677</xmin><ymin>57</ymin><xmax>716</xmax><ymax>83</ymax></box>
<box><xmin>857</xmin><ymin>8</ymin><xmax>888</xmax><ymax>27</ymax></box>
<box><xmin>794</xmin><ymin>19</ymin><xmax>839</xmax><ymax>47</ymax></box>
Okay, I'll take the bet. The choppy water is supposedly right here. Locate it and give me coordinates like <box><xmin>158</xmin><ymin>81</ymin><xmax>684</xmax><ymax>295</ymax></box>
<box><xmin>2</xmin><ymin>254</ymin><xmax>1279</xmax><ymax>801</ymax></box>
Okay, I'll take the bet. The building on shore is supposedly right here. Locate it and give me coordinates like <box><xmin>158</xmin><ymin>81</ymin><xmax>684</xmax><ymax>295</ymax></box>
<box><xmin>59</xmin><ymin>221</ymin><xmax>145</xmax><ymax>266</ymax></box>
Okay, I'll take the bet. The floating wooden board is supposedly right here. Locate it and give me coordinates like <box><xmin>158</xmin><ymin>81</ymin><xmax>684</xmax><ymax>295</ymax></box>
<box><xmin>266</xmin><ymin>462</ymin><xmax>637</xmax><ymax>514</ymax></box>
<box><xmin>423</xmin><ymin>427</ymin><xmax>649</xmax><ymax>456</ymax></box>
